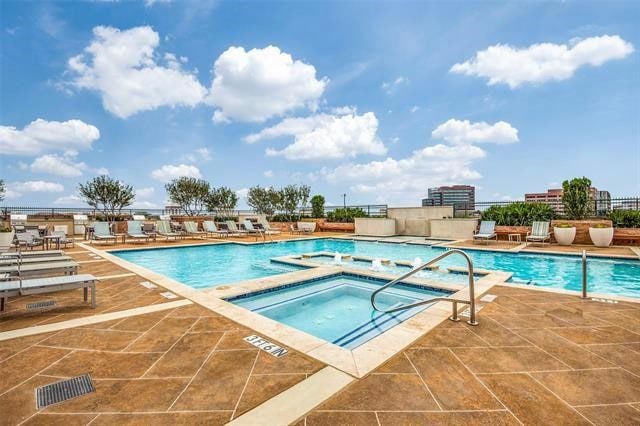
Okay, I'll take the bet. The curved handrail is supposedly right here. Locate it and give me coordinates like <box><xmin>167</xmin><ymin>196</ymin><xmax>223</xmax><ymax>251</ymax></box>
<box><xmin>370</xmin><ymin>248</ymin><xmax>478</xmax><ymax>325</ymax></box>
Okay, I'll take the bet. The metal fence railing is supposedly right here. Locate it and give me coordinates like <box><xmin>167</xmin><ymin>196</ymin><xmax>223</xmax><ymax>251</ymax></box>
<box><xmin>451</xmin><ymin>197</ymin><xmax>640</xmax><ymax>217</ymax></box>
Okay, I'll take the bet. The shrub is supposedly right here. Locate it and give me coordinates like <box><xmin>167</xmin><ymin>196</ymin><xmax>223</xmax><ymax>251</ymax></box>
<box><xmin>481</xmin><ymin>202</ymin><xmax>555</xmax><ymax>226</ymax></box>
<box><xmin>609</xmin><ymin>210</ymin><xmax>640</xmax><ymax>228</ymax></box>
<box><xmin>326</xmin><ymin>207</ymin><xmax>368</xmax><ymax>223</ymax></box>
<box><xmin>562</xmin><ymin>177</ymin><xmax>592</xmax><ymax>219</ymax></box>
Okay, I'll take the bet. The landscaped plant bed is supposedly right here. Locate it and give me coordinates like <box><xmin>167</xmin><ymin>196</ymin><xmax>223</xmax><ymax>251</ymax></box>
<box><xmin>612</xmin><ymin>228</ymin><xmax>640</xmax><ymax>246</ymax></box>
<box><xmin>494</xmin><ymin>225</ymin><xmax>530</xmax><ymax>240</ymax></box>
<box><xmin>550</xmin><ymin>220</ymin><xmax>611</xmax><ymax>245</ymax></box>
<box><xmin>320</xmin><ymin>221</ymin><xmax>355</xmax><ymax>232</ymax></box>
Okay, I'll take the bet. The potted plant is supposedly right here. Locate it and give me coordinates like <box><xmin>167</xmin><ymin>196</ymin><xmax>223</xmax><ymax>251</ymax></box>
<box><xmin>0</xmin><ymin>222</ymin><xmax>15</xmax><ymax>251</ymax></box>
<box><xmin>553</xmin><ymin>223</ymin><xmax>576</xmax><ymax>246</ymax></box>
<box><xmin>589</xmin><ymin>223</ymin><xmax>614</xmax><ymax>247</ymax></box>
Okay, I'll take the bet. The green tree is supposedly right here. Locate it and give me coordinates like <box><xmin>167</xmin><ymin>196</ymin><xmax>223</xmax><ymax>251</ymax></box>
<box><xmin>247</xmin><ymin>186</ymin><xmax>281</xmax><ymax>217</ymax></box>
<box><xmin>298</xmin><ymin>184</ymin><xmax>311</xmax><ymax>214</ymax></box>
<box><xmin>311</xmin><ymin>195</ymin><xmax>325</xmax><ymax>218</ymax></box>
<box><xmin>165</xmin><ymin>177</ymin><xmax>210</xmax><ymax>216</ymax></box>
<box><xmin>78</xmin><ymin>175</ymin><xmax>135</xmax><ymax>223</ymax></box>
<box><xmin>0</xmin><ymin>179</ymin><xmax>5</xmax><ymax>202</ymax></box>
<box><xmin>206</xmin><ymin>186</ymin><xmax>239</xmax><ymax>218</ymax></box>
<box><xmin>279</xmin><ymin>184</ymin><xmax>303</xmax><ymax>221</ymax></box>
<box><xmin>562</xmin><ymin>177</ymin><xmax>593</xmax><ymax>219</ymax></box>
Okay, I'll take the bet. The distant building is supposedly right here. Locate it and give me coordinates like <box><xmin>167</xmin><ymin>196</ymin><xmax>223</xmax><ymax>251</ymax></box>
<box><xmin>164</xmin><ymin>204</ymin><xmax>182</xmax><ymax>215</ymax></box>
<box><xmin>524</xmin><ymin>187</ymin><xmax>610</xmax><ymax>214</ymax></box>
<box><xmin>422</xmin><ymin>185</ymin><xmax>475</xmax><ymax>210</ymax></box>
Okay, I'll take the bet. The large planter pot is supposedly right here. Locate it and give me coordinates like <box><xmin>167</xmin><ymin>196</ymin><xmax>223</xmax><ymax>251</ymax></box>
<box><xmin>553</xmin><ymin>226</ymin><xmax>576</xmax><ymax>246</ymax></box>
<box><xmin>589</xmin><ymin>227</ymin><xmax>614</xmax><ymax>247</ymax></box>
<box><xmin>0</xmin><ymin>231</ymin><xmax>15</xmax><ymax>250</ymax></box>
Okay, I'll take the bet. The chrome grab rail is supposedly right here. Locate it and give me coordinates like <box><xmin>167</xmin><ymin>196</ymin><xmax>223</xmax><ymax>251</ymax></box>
<box><xmin>370</xmin><ymin>248</ymin><xmax>478</xmax><ymax>326</ymax></box>
<box><xmin>581</xmin><ymin>250</ymin><xmax>588</xmax><ymax>299</ymax></box>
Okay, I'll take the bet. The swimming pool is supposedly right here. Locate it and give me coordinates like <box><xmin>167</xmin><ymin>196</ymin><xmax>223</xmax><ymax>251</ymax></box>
<box><xmin>112</xmin><ymin>238</ymin><xmax>640</xmax><ymax>297</ymax></box>
<box><xmin>229</xmin><ymin>274</ymin><xmax>451</xmax><ymax>349</ymax></box>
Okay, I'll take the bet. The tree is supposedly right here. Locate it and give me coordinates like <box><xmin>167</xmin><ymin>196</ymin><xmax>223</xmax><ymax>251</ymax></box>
<box><xmin>562</xmin><ymin>177</ymin><xmax>593</xmax><ymax>219</ymax></box>
<box><xmin>280</xmin><ymin>184</ymin><xmax>302</xmax><ymax>221</ymax></box>
<box><xmin>0</xmin><ymin>179</ymin><xmax>5</xmax><ymax>202</ymax></box>
<box><xmin>78</xmin><ymin>175</ymin><xmax>135</xmax><ymax>223</ymax></box>
<box><xmin>298</xmin><ymin>184</ymin><xmax>311</xmax><ymax>214</ymax></box>
<box><xmin>206</xmin><ymin>186</ymin><xmax>238</xmax><ymax>218</ymax></box>
<box><xmin>165</xmin><ymin>177</ymin><xmax>210</xmax><ymax>216</ymax></box>
<box><xmin>311</xmin><ymin>195</ymin><xmax>325</xmax><ymax>218</ymax></box>
<box><xmin>247</xmin><ymin>186</ymin><xmax>281</xmax><ymax>217</ymax></box>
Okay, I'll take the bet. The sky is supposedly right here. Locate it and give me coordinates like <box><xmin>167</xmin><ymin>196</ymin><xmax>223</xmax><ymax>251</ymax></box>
<box><xmin>1</xmin><ymin>0</ymin><xmax>639</xmax><ymax>210</ymax></box>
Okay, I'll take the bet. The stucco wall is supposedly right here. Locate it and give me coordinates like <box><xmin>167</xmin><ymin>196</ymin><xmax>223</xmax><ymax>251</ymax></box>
<box><xmin>387</xmin><ymin>207</ymin><xmax>453</xmax><ymax>236</ymax></box>
<box><xmin>430</xmin><ymin>218</ymin><xmax>479</xmax><ymax>239</ymax></box>
<box><xmin>355</xmin><ymin>218</ymin><xmax>396</xmax><ymax>236</ymax></box>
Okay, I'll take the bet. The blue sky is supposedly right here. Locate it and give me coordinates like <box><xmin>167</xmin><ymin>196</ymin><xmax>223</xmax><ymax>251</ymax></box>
<box><xmin>1</xmin><ymin>0</ymin><xmax>638</xmax><ymax>209</ymax></box>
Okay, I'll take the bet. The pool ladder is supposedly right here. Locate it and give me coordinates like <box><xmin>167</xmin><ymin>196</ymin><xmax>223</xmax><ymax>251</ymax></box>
<box><xmin>370</xmin><ymin>249</ymin><xmax>479</xmax><ymax>326</ymax></box>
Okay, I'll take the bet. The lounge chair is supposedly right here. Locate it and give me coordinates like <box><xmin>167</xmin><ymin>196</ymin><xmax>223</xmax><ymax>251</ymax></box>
<box><xmin>126</xmin><ymin>220</ymin><xmax>150</xmax><ymax>243</ymax></box>
<box><xmin>0</xmin><ymin>273</ymin><xmax>98</xmax><ymax>311</ymax></box>
<box><xmin>203</xmin><ymin>221</ymin><xmax>230</xmax><ymax>238</ymax></box>
<box><xmin>184</xmin><ymin>221</ymin><xmax>207</xmax><ymax>238</ymax></box>
<box><xmin>0</xmin><ymin>260</ymin><xmax>79</xmax><ymax>277</ymax></box>
<box><xmin>473</xmin><ymin>221</ymin><xmax>497</xmax><ymax>244</ymax></box>
<box><xmin>1</xmin><ymin>250</ymin><xmax>64</xmax><ymax>258</ymax></box>
<box><xmin>258</xmin><ymin>218</ymin><xmax>281</xmax><ymax>234</ymax></box>
<box><xmin>142</xmin><ymin>223</ymin><xmax>157</xmax><ymax>241</ymax></box>
<box><xmin>289</xmin><ymin>223</ymin><xmax>303</xmax><ymax>235</ymax></box>
<box><xmin>243</xmin><ymin>220</ymin><xmax>266</xmax><ymax>240</ymax></box>
<box><xmin>225</xmin><ymin>221</ymin><xmax>248</xmax><ymax>237</ymax></box>
<box><xmin>156</xmin><ymin>220</ymin><xmax>183</xmax><ymax>240</ymax></box>
<box><xmin>0</xmin><ymin>255</ymin><xmax>72</xmax><ymax>265</ymax></box>
<box><xmin>526</xmin><ymin>221</ymin><xmax>552</xmax><ymax>246</ymax></box>
<box><xmin>14</xmin><ymin>232</ymin><xmax>43</xmax><ymax>250</ymax></box>
<box><xmin>51</xmin><ymin>230</ymin><xmax>75</xmax><ymax>248</ymax></box>
<box><xmin>91</xmin><ymin>222</ymin><xmax>117</xmax><ymax>245</ymax></box>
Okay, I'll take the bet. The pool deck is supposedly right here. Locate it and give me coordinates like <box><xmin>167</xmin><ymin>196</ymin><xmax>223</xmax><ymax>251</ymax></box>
<box><xmin>1</xmin><ymin>235</ymin><xmax>639</xmax><ymax>425</ymax></box>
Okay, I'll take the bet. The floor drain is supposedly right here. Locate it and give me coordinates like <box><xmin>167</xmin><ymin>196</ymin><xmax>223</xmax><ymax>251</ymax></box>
<box><xmin>36</xmin><ymin>374</ymin><xmax>95</xmax><ymax>409</ymax></box>
<box><xmin>26</xmin><ymin>300</ymin><xmax>56</xmax><ymax>310</ymax></box>
<box><xmin>160</xmin><ymin>291</ymin><xmax>178</xmax><ymax>299</ymax></box>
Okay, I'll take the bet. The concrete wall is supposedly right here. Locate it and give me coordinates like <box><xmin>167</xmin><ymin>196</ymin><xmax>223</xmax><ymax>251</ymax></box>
<box><xmin>387</xmin><ymin>207</ymin><xmax>453</xmax><ymax>236</ymax></box>
<box><xmin>430</xmin><ymin>218</ymin><xmax>479</xmax><ymax>239</ymax></box>
<box><xmin>355</xmin><ymin>218</ymin><xmax>396</xmax><ymax>236</ymax></box>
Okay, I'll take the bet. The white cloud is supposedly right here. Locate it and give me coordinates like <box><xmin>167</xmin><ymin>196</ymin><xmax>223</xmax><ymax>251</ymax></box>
<box><xmin>151</xmin><ymin>163</ymin><xmax>202</xmax><ymax>182</ymax></box>
<box><xmin>66</xmin><ymin>26</ymin><xmax>207</xmax><ymax>118</ymax></box>
<box><xmin>26</xmin><ymin>152</ymin><xmax>108</xmax><ymax>177</ymax></box>
<box><xmin>208</xmin><ymin>45</ymin><xmax>328</xmax><ymax>123</ymax></box>
<box><xmin>431</xmin><ymin>119</ymin><xmax>519</xmax><ymax>145</ymax></box>
<box><xmin>331</xmin><ymin>105</ymin><xmax>357</xmax><ymax>115</ymax></box>
<box><xmin>246</xmin><ymin>112</ymin><xmax>386</xmax><ymax>161</ymax></box>
<box><xmin>451</xmin><ymin>35</ymin><xmax>634</xmax><ymax>88</ymax></box>
<box><xmin>181</xmin><ymin>147</ymin><xmax>211</xmax><ymax>163</ymax></box>
<box><xmin>0</xmin><ymin>118</ymin><xmax>100</xmax><ymax>156</ymax></box>
<box><xmin>410</xmin><ymin>106</ymin><xmax>419</xmax><ymax>113</ymax></box>
<box><xmin>263</xmin><ymin>170</ymin><xmax>274</xmax><ymax>178</ymax></box>
<box><xmin>144</xmin><ymin>0</ymin><xmax>171</xmax><ymax>6</ymax></box>
<box><xmin>54</xmin><ymin>194</ymin><xmax>84</xmax><ymax>205</ymax></box>
<box><xmin>135</xmin><ymin>187</ymin><xmax>155</xmax><ymax>198</ymax></box>
<box><xmin>235</xmin><ymin>188</ymin><xmax>249</xmax><ymax>198</ymax></box>
<box><xmin>381</xmin><ymin>76</ymin><xmax>408</xmax><ymax>94</ymax></box>
<box><xmin>8</xmin><ymin>180</ymin><xmax>65</xmax><ymax>198</ymax></box>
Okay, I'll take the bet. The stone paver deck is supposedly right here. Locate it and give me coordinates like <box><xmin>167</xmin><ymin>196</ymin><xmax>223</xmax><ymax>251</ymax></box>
<box><xmin>1</xmin><ymin>303</ymin><xmax>324</xmax><ymax>425</ymax></box>
<box><xmin>301</xmin><ymin>285</ymin><xmax>640</xmax><ymax>425</ymax></box>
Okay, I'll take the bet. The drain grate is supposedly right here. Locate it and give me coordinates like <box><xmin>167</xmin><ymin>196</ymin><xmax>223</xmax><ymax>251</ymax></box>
<box><xmin>36</xmin><ymin>374</ymin><xmax>95</xmax><ymax>409</ymax></box>
<box><xmin>26</xmin><ymin>300</ymin><xmax>56</xmax><ymax>310</ymax></box>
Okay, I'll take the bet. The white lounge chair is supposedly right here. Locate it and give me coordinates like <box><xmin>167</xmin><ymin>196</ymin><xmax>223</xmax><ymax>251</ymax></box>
<box><xmin>183</xmin><ymin>221</ymin><xmax>207</xmax><ymax>238</ymax></box>
<box><xmin>14</xmin><ymin>232</ymin><xmax>43</xmax><ymax>250</ymax></box>
<box><xmin>243</xmin><ymin>220</ymin><xmax>266</xmax><ymax>240</ymax></box>
<box><xmin>0</xmin><ymin>255</ymin><xmax>72</xmax><ymax>265</ymax></box>
<box><xmin>1</xmin><ymin>250</ymin><xmax>64</xmax><ymax>258</ymax></box>
<box><xmin>0</xmin><ymin>273</ymin><xmax>98</xmax><ymax>311</ymax></box>
<box><xmin>156</xmin><ymin>220</ymin><xmax>183</xmax><ymax>240</ymax></box>
<box><xmin>126</xmin><ymin>220</ymin><xmax>150</xmax><ymax>243</ymax></box>
<box><xmin>473</xmin><ymin>221</ymin><xmax>497</xmax><ymax>244</ymax></box>
<box><xmin>526</xmin><ymin>221</ymin><xmax>552</xmax><ymax>246</ymax></box>
<box><xmin>91</xmin><ymin>222</ymin><xmax>117</xmax><ymax>245</ymax></box>
<box><xmin>0</xmin><ymin>260</ymin><xmax>79</xmax><ymax>277</ymax></box>
<box><xmin>258</xmin><ymin>218</ymin><xmax>281</xmax><ymax>235</ymax></box>
<box><xmin>225</xmin><ymin>221</ymin><xmax>248</xmax><ymax>237</ymax></box>
<box><xmin>51</xmin><ymin>230</ymin><xmax>75</xmax><ymax>248</ymax></box>
<box><xmin>203</xmin><ymin>221</ymin><xmax>230</xmax><ymax>238</ymax></box>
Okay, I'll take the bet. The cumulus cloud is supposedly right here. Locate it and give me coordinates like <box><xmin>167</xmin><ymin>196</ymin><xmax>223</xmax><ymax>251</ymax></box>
<box><xmin>151</xmin><ymin>163</ymin><xmax>202</xmax><ymax>182</ymax></box>
<box><xmin>208</xmin><ymin>45</ymin><xmax>328</xmax><ymax>123</ymax></box>
<box><xmin>135</xmin><ymin>187</ymin><xmax>155</xmax><ymax>198</ymax></box>
<box><xmin>263</xmin><ymin>170</ymin><xmax>274</xmax><ymax>178</ymax></box>
<box><xmin>8</xmin><ymin>180</ymin><xmax>65</xmax><ymax>199</ymax></box>
<box><xmin>26</xmin><ymin>152</ymin><xmax>108</xmax><ymax>177</ymax></box>
<box><xmin>320</xmin><ymin>118</ymin><xmax>519</xmax><ymax>204</ymax></box>
<box><xmin>0</xmin><ymin>118</ymin><xmax>100</xmax><ymax>156</ymax></box>
<box><xmin>54</xmin><ymin>194</ymin><xmax>84</xmax><ymax>205</ymax></box>
<box><xmin>245</xmin><ymin>112</ymin><xmax>386</xmax><ymax>160</ymax></box>
<box><xmin>451</xmin><ymin>35</ymin><xmax>634</xmax><ymax>88</ymax></box>
<box><xmin>381</xmin><ymin>76</ymin><xmax>408</xmax><ymax>94</ymax></box>
<box><xmin>66</xmin><ymin>26</ymin><xmax>207</xmax><ymax>118</ymax></box>
<box><xmin>431</xmin><ymin>119</ymin><xmax>519</xmax><ymax>145</ymax></box>
<box><xmin>181</xmin><ymin>147</ymin><xmax>211</xmax><ymax>163</ymax></box>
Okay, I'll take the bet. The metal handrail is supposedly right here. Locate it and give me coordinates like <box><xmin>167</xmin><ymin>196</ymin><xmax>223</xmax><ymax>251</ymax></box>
<box><xmin>370</xmin><ymin>248</ymin><xmax>478</xmax><ymax>326</ymax></box>
<box><xmin>582</xmin><ymin>250</ymin><xmax>588</xmax><ymax>299</ymax></box>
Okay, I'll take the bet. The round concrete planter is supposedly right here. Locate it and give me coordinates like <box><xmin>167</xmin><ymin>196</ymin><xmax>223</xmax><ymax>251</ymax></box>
<box><xmin>553</xmin><ymin>226</ymin><xmax>576</xmax><ymax>246</ymax></box>
<box><xmin>0</xmin><ymin>231</ymin><xmax>15</xmax><ymax>250</ymax></box>
<box><xmin>589</xmin><ymin>227</ymin><xmax>614</xmax><ymax>247</ymax></box>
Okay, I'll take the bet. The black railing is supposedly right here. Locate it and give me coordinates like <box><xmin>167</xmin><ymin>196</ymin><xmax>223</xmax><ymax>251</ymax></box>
<box><xmin>452</xmin><ymin>197</ymin><xmax>640</xmax><ymax>217</ymax></box>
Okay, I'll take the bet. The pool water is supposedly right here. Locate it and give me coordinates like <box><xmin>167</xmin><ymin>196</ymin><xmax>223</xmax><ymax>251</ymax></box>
<box><xmin>112</xmin><ymin>238</ymin><xmax>640</xmax><ymax>297</ymax></box>
<box><xmin>229</xmin><ymin>274</ymin><xmax>451</xmax><ymax>348</ymax></box>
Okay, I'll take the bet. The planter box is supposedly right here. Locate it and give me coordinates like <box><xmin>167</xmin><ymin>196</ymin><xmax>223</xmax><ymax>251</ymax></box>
<box><xmin>354</xmin><ymin>218</ymin><xmax>395</xmax><ymax>236</ymax></box>
<box><xmin>430</xmin><ymin>218</ymin><xmax>478</xmax><ymax>240</ymax></box>
<box><xmin>553</xmin><ymin>227</ymin><xmax>576</xmax><ymax>246</ymax></box>
<box><xmin>320</xmin><ymin>222</ymin><xmax>355</xmax><ymax>232</ymax></box>
<box><xmin>494</xmin><ymin>226</ymin><xmax>530</xmax><ymax>241</ymax></box>
<box><xmin>589</xmin><ymin>227</ymin><xmax>614</xmax><ymax>247</ymax></box>
<box><xmin>550</xmin><ymin>220</ymin><xmax>612</xmax><ymax>245</ymax></box>
<box><xmin>613</xmin><ymin>228</ymin><xmax>640</xmax><ymax>246</ymax></box>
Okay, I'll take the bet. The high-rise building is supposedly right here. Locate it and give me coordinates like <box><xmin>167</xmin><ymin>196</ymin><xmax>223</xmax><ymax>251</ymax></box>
<box><xmin>422</xmin><ymin>185</ymin><xmax>475</xmax><ymax>210</ymax></box>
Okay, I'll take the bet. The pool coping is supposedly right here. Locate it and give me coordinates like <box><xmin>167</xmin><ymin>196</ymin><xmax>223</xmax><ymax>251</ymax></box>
<box><xmin>77</xmin><ymin>241</ymin><xmax>511</xmax><ymax>378</ymax></box>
